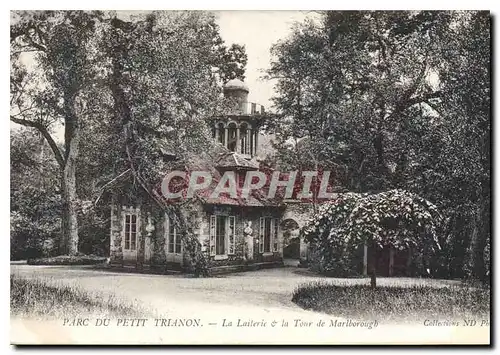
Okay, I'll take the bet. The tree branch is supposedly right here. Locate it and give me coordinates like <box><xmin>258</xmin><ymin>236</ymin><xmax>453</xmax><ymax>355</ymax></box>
<box><xmin>10</xmin><ymin>116</ymin><xmax>64</xmax><ymax>169</ymax></box>
<box><xmin>386</xmin><ymin>91</ymin><xmax>442</xmax><ymax>121</ymax></box>
<box><xmin>94</xmin><ymin>169</ymin><xmax>131</xmax><ymax>205</ymax></box>
<box><xmin>424</xmin><ymin>100</ymin><xmax>445</xmax><ymax>117</ymax></box>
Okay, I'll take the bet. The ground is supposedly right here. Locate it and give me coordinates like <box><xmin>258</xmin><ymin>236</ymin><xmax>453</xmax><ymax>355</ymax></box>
<box><xmin>11</xmin><ymin>263</ymin><xmax>488</xmax><ymax>345</ymax></box>
<box><xmin>11</xmin><ymin>262</ymin><xmax>460</xmax><ymax>317</ymax></box>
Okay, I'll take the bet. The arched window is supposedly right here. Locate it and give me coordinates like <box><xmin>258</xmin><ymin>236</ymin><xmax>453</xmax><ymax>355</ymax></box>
<box><xmin>216</xmin><ymin>122</ymin><xmax>225</xmax><ymax>146</ymax></box>
<box><xmin>249</xmin><ymin>129</ymin><xmax>255</xmax><ymax>156</ymax></box>
<box><xmin>240</xmin><ymin>122</ymin><xmax>248</xmax><ymax>154</ymax></box>
<box><xmin>227</xmin><ymin>122</ymin><xmax>238</xmax><ymax>152</ymax></box>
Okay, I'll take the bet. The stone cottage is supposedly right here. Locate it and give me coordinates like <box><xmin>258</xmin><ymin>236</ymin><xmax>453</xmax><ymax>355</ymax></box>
<box><xmin>105</xmin><ymin>79</ymin><xmax>415</xmax><ymax>277</ymax></box>
<box><xmin>107</xmin><ymin>79</ymin><xmax>299</xmax><ymax>273</ymax></box>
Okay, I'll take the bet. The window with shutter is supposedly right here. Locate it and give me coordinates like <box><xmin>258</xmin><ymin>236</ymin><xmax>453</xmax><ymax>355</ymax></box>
<box><xmin>259</xmin><ymin>217</ymin><xmax>264</xmax><ymax>253</ymax></box>
<box><xmin>259</xmin><ymin>217</ymin><xmax>279</xmax><ymax>253</ymax></box>
<box><xmin>228</xmin><ymin>216</ymin><xmax>235</xmax><ymax>255</ymax></box>
<box><xmin>272</xmin><ymin>218</ymin><xmax>279</xmax><ymax>252</ymax></box>
<box><xmin>264</xmin><ymin>218</ymin><xmax>272</xmax><ymax>252</ymax></box>
<box><xmin>209</xmin><ymin>215</ymin><xmax>216</xmax><ymax>256</ymax></box>
<box><xmin>215</xmin><ymin>215</ymin><xmax>226</xmax><ymax>255</ymax></box>
<box><xmin>210</xmin><ymin>215</ymin><xmax>235</xmax><ymax>256</ymax></box>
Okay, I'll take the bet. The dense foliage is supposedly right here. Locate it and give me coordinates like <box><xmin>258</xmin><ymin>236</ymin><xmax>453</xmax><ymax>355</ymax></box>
<box><xmin>11</xmin><ymin>11</ymin><xmax>104</xmax><ymax>255</ymax></box>
<box><xmin>10</xmin><ymin>11</ymin><xmax>248</xmax><ymax>267</ymax></box>
<box><xmin>10</xmin><ymin>130</ymin><xmax>61</xmax><ymax>259</ymax></box>
<box><xmin>302</xmin><ymin>193</ymin><xmax>364</xmax><ymax>275</ymax></box>
<box><xmin>268</xmin><ymin>11</ymin><xmax>490</xmax><ymax>281</ymax></box>
<box><xmin>303</xmin><ymin>190</ymin><xmax>441</xmax><ymax>278</ymax></box>
<box><xmin>10</xmin><ymin>129</ymin><xmax>111</xmax><ymax>259</ymax></box>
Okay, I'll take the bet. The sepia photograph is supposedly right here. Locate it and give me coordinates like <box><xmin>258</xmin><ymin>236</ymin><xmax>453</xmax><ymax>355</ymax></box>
<box><xmin>9</xmin><ymin>8</ymin><xmax>491</xmax><ymax>345</ymax></box>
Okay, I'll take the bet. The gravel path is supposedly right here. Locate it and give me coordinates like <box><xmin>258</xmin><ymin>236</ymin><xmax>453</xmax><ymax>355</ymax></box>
<box><xmin>10</xmin><ymin>263</ymin><xmax>460</xmax><ymax>317</ymax></box>
<box><xmin>11</xmin><ymin>264</ymin><xmax>479</xmax><ymax>345</ymax></box>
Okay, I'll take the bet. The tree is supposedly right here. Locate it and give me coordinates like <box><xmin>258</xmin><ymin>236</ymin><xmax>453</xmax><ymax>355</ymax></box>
<box><xmin>101</xmin><ymin>11</ymin><xmax>247</xmax><ymax>275</ymax></box>
<box><xmin>11</xmin><ymin>129</ymin><xmax>61</xmax><ymax>259</ymax></box>
<box><xmin>268</xmin><ymin>11</ymin><xmax>451</xmax><ymax>192</ymax></box>
<box><xmin>437</xmin><ymin>11</ymin><xmax>490</xmax><ymax>281</ymax></box>
<box><xmin>11</xmin><ymin>11</ymin><xmax>248</xmax><ymax>262</ymax></box>
<box><xmin>302</xmin><ymin>192</ymin><xmax>364</xmax><ymax>276</ymax></box>
<box><xmin>216</xmin><ymin>43</ymin><xmax>248</xmax><ymax>83</ymax></box>
<box><xmin>268</xmin><ymin>11</ymin><xmax>490</xmax><ymax>281</ymax></box>
<box><xmin>11</xmin><ymin>10</ymin><xmax>104</xmax><ymax>255</ymax></box>
<box><xmin>396</xmin><ymin>11</ymin><xmax>490</xmax><ymax>280</ymax></box>
<box><xmin>303</xmin><ymin>189</ymin><xmax>441</xmax><ymax>287</ymax></box>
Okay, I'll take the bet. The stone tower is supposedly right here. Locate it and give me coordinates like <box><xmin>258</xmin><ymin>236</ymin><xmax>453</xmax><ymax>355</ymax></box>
<box><xmin>212</xmin><ymin>79</ymin><xmax>266</xmax><ymax>158</ymax></box>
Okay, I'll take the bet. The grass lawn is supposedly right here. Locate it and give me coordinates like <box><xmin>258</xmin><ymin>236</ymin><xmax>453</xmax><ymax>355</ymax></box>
<box><xmin>292</xmin><ymin>281</ymin><xmax>490</xmax><ymax>323</ymax></box>
<box><xmin>10</xmin><ymin>274</ymin><xmax>147</xmax><ymax>319</ymax></box>
<box><xmin>27</xmin><ymin>254</ymin><xmax>107</xmax><ymax>266</ymax></box>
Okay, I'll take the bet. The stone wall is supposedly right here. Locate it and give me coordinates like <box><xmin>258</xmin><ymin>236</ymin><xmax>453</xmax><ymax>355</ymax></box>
<box><xmin>109</xmin><ymin>193</ymin><xmax>286</xmax><ymax>272</ymax></box>
<box><xmin>200</xmin><ymin>205</ymin><xmax>285</xmax><ymax>267</ymax></box>
<box><xmin>150</xmin><ymin>208</ymin><xmax>166</xmax><ymax>270</ymax></box>
<box><xmin>109</xmin><ymin>197</ymin><xmax>123</xmax><ymax>265</ymax></box>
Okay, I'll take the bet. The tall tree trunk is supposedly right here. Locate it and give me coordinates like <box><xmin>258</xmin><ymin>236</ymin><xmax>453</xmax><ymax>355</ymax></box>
<box><xmin>60</xmin><ymin>94</ymin><xmax>81</xmax><ymax>256</ymax></box>
<box><xmin>61</xmin><ymin>159</ymin><xmax>79</xmax><ymax>255</ymax></box>
<box><xmin>60</xmin><ymin>170</ymin><xmax>78</xmax><ymax>255</ymax></box>
<box><xmin>60</xmin><ymin>183</ymin><xmax>70</xmax><ymax>254</ymax></box>
<box><xmin>469</xmin><ymin>197</ymin><xmax>489</xmax><ymax>281</ymax></box>
<box><xmin>369</xmin><ymin>242</ymin><xmax>377</xmax><ymax>288</ymax></box>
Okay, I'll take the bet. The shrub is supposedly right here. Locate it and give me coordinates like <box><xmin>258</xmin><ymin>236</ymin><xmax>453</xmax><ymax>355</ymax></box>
<box><xmin>78</xmin><ymin>205</ymin><xmax>110</xmax><ymax>256</ymax></box>
<box><xmin>303</xmin><ymin>189</ymin><xmax>442</xmax><ymax>280</ymax></box>
<box><xmin>10</xmin><ymin>210</ymin><xmax>60</xmax><ymax>260</ymax></box>
<box><xmin>303</xmin><ymin>193</ymin><xmax>364</xmax><ymax>276</ymax></box>
<box><xmin>27</xmin><ymin>254</ymin><xmax>107</xmax><ymax>265</ymax></box>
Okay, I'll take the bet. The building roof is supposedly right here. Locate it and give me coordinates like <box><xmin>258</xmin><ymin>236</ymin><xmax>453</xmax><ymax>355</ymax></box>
<box><xmin>196</xmin><ymin>183</ymin><xmax>285</xmax><ymax>208</ymax></box>
<box><xmin>200</xmin><ymin>195</ymin><xmax>265</xmax><ymax>207</ymax></box>
<box><xmin>224</xmin><ymin>78</ymin><xmax>249</xmax><ymax>92</ymax></box>
<box><xmin>215</xmin><ymin>151</ymin><xmax>259</xmax><ymax>170</ymax></box>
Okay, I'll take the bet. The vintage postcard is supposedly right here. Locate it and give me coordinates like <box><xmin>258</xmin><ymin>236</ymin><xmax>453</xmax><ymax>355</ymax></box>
<box><xmin>10</xmin><ymin>9</ymin><xmax>491</xmax><ymax>345</ymax></box>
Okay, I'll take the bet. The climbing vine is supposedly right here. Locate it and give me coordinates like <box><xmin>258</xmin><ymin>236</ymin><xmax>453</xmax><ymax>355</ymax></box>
<box><xmin>346</xmin><ymin>190</ymin><xmax>442</xmax><ymax>251</ymax></box>
<box><xmin>303</xmin><ymin>189</ymin><xmax>442</xmax><ymax>279</ymax></box>
<box><xmin>302</xmin><ymin>192</ymin><xmax>365</xmax><ymax>276</ymax></box>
